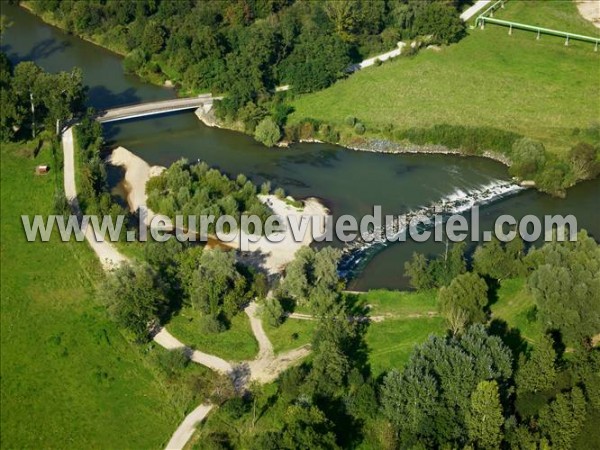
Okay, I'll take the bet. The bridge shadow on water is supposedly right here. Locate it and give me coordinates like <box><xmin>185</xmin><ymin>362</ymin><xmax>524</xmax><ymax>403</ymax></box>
<box><xmin>87</xmin><ymin>85</ymin><xmax>142</xmax><ymax>111</ymax></box>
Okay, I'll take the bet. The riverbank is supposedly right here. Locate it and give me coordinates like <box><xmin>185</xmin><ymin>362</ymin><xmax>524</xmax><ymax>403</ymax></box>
<box><xmin>109</xmin><ymin>146</ymin><xmax>329</xmax><ymax>274</ymax></box>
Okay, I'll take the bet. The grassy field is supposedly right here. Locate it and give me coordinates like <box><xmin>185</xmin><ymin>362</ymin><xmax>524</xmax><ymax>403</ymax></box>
<box><xmin>0</xmin><ymin>141</ymin><xmax>210</xmax><ymax>448</ymax></box>
<box><xmin>291</xmin><ymin>0</ymin><xmax>599</xmax><ymax>155</ymax></box>
<box><xmin>490</xmin><ymin>277</ymin><xmax>543</xmax><ymax>344</ymax></box>
<box><xmin>264</xmin><ymin>318</ymin><xmax>317</xmax><ymax>354</ymax></box>
<box><xmin>366</xmin><ymin>316</ymin><xmax>445</xmax><ymax>377</ymax></box>
<box><xmin>167</xmin><ymin>307</ymin><xmax>258</xmax><ymax>361</ymax></box>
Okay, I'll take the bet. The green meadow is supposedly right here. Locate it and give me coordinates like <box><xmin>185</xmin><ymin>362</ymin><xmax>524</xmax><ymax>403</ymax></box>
<box><xmin>0</xmin><ymin>141</ymin><xmax>202</xmax><ymax>449</ymax></box>
<box><xmin>291</xmin><ymin>0</ymin><xmax>599</xmax><ymax>155</ymax></box>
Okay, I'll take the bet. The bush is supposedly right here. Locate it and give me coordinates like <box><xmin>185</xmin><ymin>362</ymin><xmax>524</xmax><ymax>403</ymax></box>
<box><xmin>254</xmin><ymin>116</ymin><xmax>281</xmax><ymax>147</ymax></box>
<box><xmin>155</xmin><ymin>348</ymin><xmax>189</xmax><ymax>379</ymax></box>
<box><xmin>345</xmin><ymin>116</ymin><xmax>357</xmax><ymax>126</ymax></box>
<box><xmin>122</xmin><ymin>49</ymin><xmax>146</xmax><ymax>74</ymax></box>
<box><xmin>354</xmin><ymin>122</ymin><xmax>366</xmax><ymax>135</ymax></box>
<box><xmin>510</xmin><ymin>138</ymin><xmax>547</xmax><ymax>180</ymax></box>
<box><xmin>260</xmin><ymin>181</ymin><xmax>271</xmax><ymax>195</ymax></box>
<box><xmin>262</xmin><ymin>297</ymin><xmax>285</xmax><ymax>328</ymax></box>
<box><xmin>199</xmin><ymin>314</ymin><xmax>225</xmax><ymax>334</ymax></box>
<box><xmin>274</xmin><ymin>187</ymin><xmax>286</xmax><ymax>199</ymax></box>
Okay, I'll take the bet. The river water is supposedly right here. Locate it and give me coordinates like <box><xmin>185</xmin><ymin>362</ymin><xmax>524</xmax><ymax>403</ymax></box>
<box><xmin>3</xmin><ymin>5</ymin><xmax>598</xmax><ymax>289</ymax></box>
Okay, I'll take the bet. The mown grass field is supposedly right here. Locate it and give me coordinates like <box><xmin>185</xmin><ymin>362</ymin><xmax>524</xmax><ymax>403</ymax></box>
<box><xmin>291</xmin><ymin>0</ymin><xmax>599</xmax><ymax>155</ymax></box>
<box><xmin>167</xmin><ymin>306</ymin><xmax>258</xmax><ymax>361</ymax></box>
<box><xmin>0</xmin><ymin>141</ymin><xmax>200</xmax><ymax>449</ymax></box>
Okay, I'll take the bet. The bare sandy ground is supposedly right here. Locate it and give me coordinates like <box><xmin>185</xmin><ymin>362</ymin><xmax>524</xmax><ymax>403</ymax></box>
<box><xmin>108</xmin><ymin>146</ymin><xmax>165</xmax><ymax>222</ymax></box>
<box><xmin>576</xmin><ymin>1</ymin><xmax>600</xmax><ymax>28</ymax></box>
<box><xmin>109</xmin><ymin>146</ymin><xmax>329</xmax><ymax>274</ymax></box>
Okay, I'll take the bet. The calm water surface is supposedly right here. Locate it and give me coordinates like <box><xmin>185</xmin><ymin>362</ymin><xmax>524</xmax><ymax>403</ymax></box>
<box><xmin>4</xmin><ymin>5</ymin><xmax>598</xmax><ymax>289</ymax></box>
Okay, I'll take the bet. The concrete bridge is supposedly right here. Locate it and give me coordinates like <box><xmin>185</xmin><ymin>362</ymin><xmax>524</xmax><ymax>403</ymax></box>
<box><xmin>95</xmin><ymin>93</ymin><xmax>214</xmax><ymax>123</ymax></box>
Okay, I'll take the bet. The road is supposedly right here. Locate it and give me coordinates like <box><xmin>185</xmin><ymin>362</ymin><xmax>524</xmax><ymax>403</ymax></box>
<box><xmin>96</xmin><ymin>94</ymin><xmax>213</xmax><ymax>123</ymax></box>
<box><xmin>460</xmin><ymin>0</ymin><xmax>492</xmax><ymax>22</ymax></box>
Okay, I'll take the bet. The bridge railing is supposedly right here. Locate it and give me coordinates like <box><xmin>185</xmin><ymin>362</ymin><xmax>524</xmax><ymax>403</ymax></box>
<box><xmin>476</xmin><ymin>0</ymin><xmax>600</xmax><ymax>50</ymax></box>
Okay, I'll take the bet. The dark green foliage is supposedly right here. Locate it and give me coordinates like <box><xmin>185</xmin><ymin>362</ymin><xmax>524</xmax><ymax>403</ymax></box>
<box><xmin>254</xmin><ymin>116</ymin><xmax>281</xmax><ymax>147</ymax></box>
<box><xmin>412</xmin><ymin>2</ymin><xmax>465</xmax><ymax>45</ymax></box>
<box><xmin>569</xmin><ymin>142</ymin><xmax>600</xmax><ymax>181</ymax></box>
<box><xmin>190</xmin><ymin>249</ymin><xmax>254</xmax><ymax>326</ymax></box>
<box><xmin>261</xmin><ymin>297</ymin><xmax>285</xmax><ymax>328</ymax></box>
<box><xmin>279</xmin><ymin>246</ymin><xmax>342</xmax><ymax>312</ymax></box>
<box><xmin>515</xmin><ymin>334</ymin><xmax>557</xmax><ymax>395</ymax></box>
<box><xmin>510</xmin><ymin>137</ymin><xmax>547</xmax><ymax>180</ymax></box>
<box><xmin>100</xmin><ymin>264</ymin><xmax>168</xmax><ymax>341</ymax></box>
<box><xmin>395</xmin><ymin>124</ymin><xmax>521</xmax><ymax>156</ymax></box>
<box><xmin>473</xmin><ymin>236</ymin><xmax>525</xmax><ymax>280</ymax></box>
<box><xmin>380</xmin><ymin>325</ymin><xmax>512</xmax><ymax>448</ymax></box>
<box><xmin>466</xmin><ymin>380</ymin><xmax>504</xmax><ymax>450</ymax></box>
<box><xmin>1</xmin><ymin>57</ymin><xmax>85</xmax><ymax>141</ymax></box>
<box><xmin>527</xmin><ymin>230</ymin><xmax>600</xmax><ymax>348</ymax></box>
<box><xmin>146</xmin><ymin>158</ymin><xmax>271</xmax><ymax>228</ymax></box>
<box><xmin>439</xmin><ymin>272</ymin><xmax>488</xmax><ymax>334</ymax></box>
<box><xmin>404</xmin><ymin>242</ymin><xmax>467</xmax><ymax>290</ymax></box>
<box><xmin>538</xmin><ymin>387</ymin><xmax>587</xmax><ymax>450</ymax></box>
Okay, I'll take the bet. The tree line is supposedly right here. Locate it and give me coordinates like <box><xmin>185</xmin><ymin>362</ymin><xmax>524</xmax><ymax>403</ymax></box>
<box><xmin>26</xmin><ymin>0</ymin><xmax>467</xmax><ymax>143</ymax></box>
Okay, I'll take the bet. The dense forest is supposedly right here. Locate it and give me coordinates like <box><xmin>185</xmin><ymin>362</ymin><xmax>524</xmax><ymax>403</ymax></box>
<box><xmin>24</xmin><ymin>0</ymin><xmax>466</xmax><ymax>121</ymax></box>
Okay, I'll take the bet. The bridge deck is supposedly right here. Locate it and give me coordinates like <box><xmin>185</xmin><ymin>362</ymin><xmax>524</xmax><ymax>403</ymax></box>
<box><xmin>96</xmin><ymin>94</ymin><xmax>212</xmax><ymax>123</ymax></box>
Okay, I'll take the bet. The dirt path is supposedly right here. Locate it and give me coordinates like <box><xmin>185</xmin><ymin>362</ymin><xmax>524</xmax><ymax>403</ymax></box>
<box><xmin>245</xmin><ymin>301</ymin><xmax>310</xmax><ymax>383</ymax></box>
<box><xmin>576</xmin><ymin>1</ymin><xmax>600</xmax><ymax>28</ymax></box>
<box><xmin>286</xmin><ymin>311</ymin><xmax>438</xmax><ymax>323</ymax></box>
<box><xmin>62</xmin><ymin>127</ymin><xmax>128</xmax><ymax>270</ymax></box>
<box><xmin>61</xmin><ymin>128</ymin><xmax>310</xmax><ymax>449</ymax></box>
<box><xmin>153</xmin><ymin>327</ymin><xmax>233</xmax><ymax>374</ymax></box>
<box><xmin>164</xmin><ymin>404</ymin><xmax>213</xmax><ymax>450</ymax></box>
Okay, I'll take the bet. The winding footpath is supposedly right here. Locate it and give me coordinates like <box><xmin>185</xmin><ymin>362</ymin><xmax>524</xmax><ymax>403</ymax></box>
<box><xmin>61</xmin><ymin>127</ymin><xmax>311</xmax><ymax>450</ymax></box>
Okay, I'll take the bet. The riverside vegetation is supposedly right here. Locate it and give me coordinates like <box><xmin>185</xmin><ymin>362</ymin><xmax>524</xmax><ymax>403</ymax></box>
<box><xmin>22</xmin><ymin>0</ymin><xmax>600</xmax><ymax>197</ymax></box>
<box><xmin>2</xmin><ymin>3</ymin><xmax>600</xmax><ymax>449</ymax></box>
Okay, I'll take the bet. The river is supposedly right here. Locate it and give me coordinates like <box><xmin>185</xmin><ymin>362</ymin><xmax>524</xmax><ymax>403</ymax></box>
<box><xmin>3</xmin><ymin>4</ymin><xmax>598</xmax><ymax>289</ymax></box>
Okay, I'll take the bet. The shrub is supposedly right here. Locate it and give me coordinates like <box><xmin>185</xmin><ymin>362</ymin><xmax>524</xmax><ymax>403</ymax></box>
<box><xmin>122</xmin><ymin>49</ymin><xmax>146</xmax><ymax>74</ymax></box>
<box><xmin>354</xmin><ymin>122</ymin><xmax>366</xmax><ymax>135</ymax></box>
<box><xmin>254</xmin><ymin>116</ymin><xmax>281</xmax><ymax>147</ymax></box>
<box><xmin>199</xmin><ymin>314</ymin><xmax>225</xmax><ymax>334</ymax></box>
<box><xmin>274</xmin><ymin>187</ymin><xmax>286</xmax><ymax>199</ymax></box>
<box><xmin>262</xmin><ymin>297</ymin><xmax>285</xmax><ymax>328</ymax></box>
<box><xmin>345</xmin><ymin>116</ymin><xmax>357</xmax><ymax>126</ymax></box>
<box><xmin>510</xmin><ymin>138</ymin><xmax>547</xmax><ymax>180</ymax></box>
<box><xmin>155</xmin><ymin>348</ymin><xmax>189</xmax><ymax>379</ymax></box>
<box><xmin>260</xmin><ymin>181</ymin><xmax>271</xmax><ymax>195</ymax></box>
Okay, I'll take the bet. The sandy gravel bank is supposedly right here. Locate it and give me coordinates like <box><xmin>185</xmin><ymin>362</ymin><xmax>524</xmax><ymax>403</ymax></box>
<box><xmin>109</xmin><ymin>146</ymin><xmax>328</xmax><ymax>274</ymax></box>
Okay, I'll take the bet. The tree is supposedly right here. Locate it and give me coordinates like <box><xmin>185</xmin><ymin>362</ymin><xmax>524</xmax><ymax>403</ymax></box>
<box><xmin>466</xmin><ymin>381</ymin><xmax>504</xmax><ymax>450</ymax></box>
<box><xmin>509</xmin><ymin>138</ymin><xmax>547</xmax><ymax>180</ymax></box>
<box><xmin>190</xmin><ymin>248</ymin><xmax>242</xmax><ymax>320</ymax></box>
<box><xmin>12</xmin><ymin>62</ymin><xmax>44</xmax><ymax>138</ymax></box>
<box><xmin>515</xmin><ymin>334</ymin><xmax>557</xmax><ymax>394</ymax></box>
<box><xmin>280</xmin><ymin>404</ymin><xmax>339</xmax><ymax>449</ymax></box>
<box><xmin>473</xmin><ymin>236</ymin><xmax>525</xmax><ymax>280</ymax></box>
<box><xmin>261</xmin><ymin>297</ymin><xmax>284</xmax><ymax>328</ymax></box>
<box><xmin>412</xmin><ymin>2</ymin><xmax>465</xmax><ymax>45</ymax></box>
<box><xmin>100</xmin><ymin>264</ymin><xmax>168</xmax><ymax>341</ymax></box>
<box><xmin>404</xmin><ymin>252</ymin><xmax>434</xmax><ymax>290</ymax></box>
<box><xmin>538</xmin><ymin>387</ymin><xmax>587</xmax><ymax>450</ymax></box>
<box><xmin>439</xmin><ymin>273</ymin><xmax>488</xmax><ymax>333</ymax></box>
<box><xmin>528</xmin><ymin>230</ymin><xmax>600</xmax><ymax>348</ymax></box>
<box><xmin>569</xmin><ymin>142</ymin><xmax>600</xmax><ymax>181</ymax></box>
<box><xmin>254</xmin><ymin>116</ymin><xmax>281</xmax><ymax>147</ymax></box>
<box><xmin>381</xmin><ymin>325</ymin><xmax>512</xmax><ymax>448</ymax></box>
